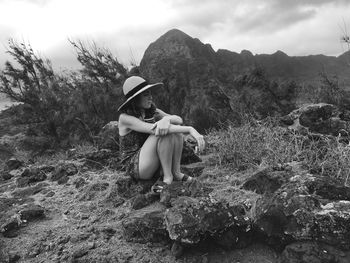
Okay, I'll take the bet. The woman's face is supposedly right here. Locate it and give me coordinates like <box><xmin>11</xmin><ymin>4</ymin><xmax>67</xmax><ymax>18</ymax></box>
<box><xmin>136</xmin><ymin>89</ymin><xmax>153</xmax><ymax>109</ymax></box>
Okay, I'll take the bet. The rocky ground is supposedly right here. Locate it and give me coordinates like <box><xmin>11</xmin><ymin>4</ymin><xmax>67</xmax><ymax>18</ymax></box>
<box><xmin>2</xmin><ymin>103</ymin><xmax>350</xmax><ymax>263</ymax></box>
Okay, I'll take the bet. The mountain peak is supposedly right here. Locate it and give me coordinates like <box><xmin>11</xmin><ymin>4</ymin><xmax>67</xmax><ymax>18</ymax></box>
<box><xmin>160</xmin><ymin>28</ymin><xmax>191</xmax><ymax>40</ymax></box>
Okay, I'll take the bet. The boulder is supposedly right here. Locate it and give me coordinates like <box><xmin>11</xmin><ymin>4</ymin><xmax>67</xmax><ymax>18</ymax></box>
<box><xmin>122</xmin><ymin>203</ymin><xmax>168</xmax><ymax>243</ymax></box>
<box><xmin>16</xmin><ymin>167</ymin><xmax>47</xmax><ymax>187</ymax></box>
<box><xmin>51</xmin><ymin>162</ymin><xmax>78</xmax><ymax>183</ymax></box>
<box><xmin>281</xmin><ymin>103</ymin><xmax>350</xmax><ymax>139</ymax></box>
<box><xmin>255</xmin><ymin>172</ymin><xmax>350</xmax><ymax>249</ymax></box>
<box><xmin>5</xmin><ymin>158</ymin><xmax>23</xmax><ymax>170</ymax></box>
<box><xmin>164</xmin><ymin>196</ymin><xmax>248</xmax><ymax>244</ymax></box>
<box><xmin>280</xmin><ymin>242</ymin><xmax>350</xmax><ymax>263</ymax></box>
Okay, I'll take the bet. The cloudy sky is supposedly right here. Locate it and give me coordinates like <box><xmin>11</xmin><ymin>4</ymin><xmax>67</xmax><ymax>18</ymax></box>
<box><xmin>0</xmin><ymin>0</ymin><xmax>350</xmax><ymax>70</ymax></box>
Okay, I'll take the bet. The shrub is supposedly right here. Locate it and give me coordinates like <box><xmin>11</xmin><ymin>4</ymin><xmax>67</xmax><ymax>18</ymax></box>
<box><xmin>0</xmin><ymin>39</ymin><xmax>129</xmax><ymax>147</ymax></box>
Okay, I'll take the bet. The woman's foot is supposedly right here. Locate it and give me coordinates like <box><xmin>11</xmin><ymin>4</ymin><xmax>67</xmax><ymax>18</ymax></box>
<box><xmin>174</xmin><ymin>173</ymin><xmax>193</xmax><ymax>182</ymax></box>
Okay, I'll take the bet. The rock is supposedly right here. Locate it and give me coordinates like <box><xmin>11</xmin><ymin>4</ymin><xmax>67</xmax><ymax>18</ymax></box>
<box><xmin>19</xmin><ymin>204</ymin><xmax>45</xmax><ymax>221</ymax></box>
<box><xmin>16</xmin><ymin>167</ymin><xmax>47</xmax><ymax>187</ymax></box>
<box><xmin>242</xmin><ymin>167</ymin><xmax>292</xmax><ymax>194</ymax></box>
<box><xmin>280</xmin><ymin>242</ymin><xmax>350</xmax><ymax>263</ymax></box>
<box><xmin>51</xmin><ymin>162</ymin><xmax>78</xmax><ymax>182</ymax></box>
<box><xmin>132</xmin><ymin>193</ymin><xmax>159</xmax><ymax>210</ymax></box>
<box><xmin>5</xmin><ymin>158</ymin><xmax>23</xmax><ymax>170</ymax></box>
<box><xmin>281</xmin><ymin>103</ymin><xmax>350</xmax><ymax>139</ymax></box>
<box><xmin>164</xmin><ymin>196</ymin><xmax>247</xmax><ymax>244</ymax></box>
<box><xmin>122</xmin><ymin>203</ymin><xmax>168</xmax><ymax>243</ymax></box>
<box><xmin>181</xmin><ymin>162</ymin><xmax>205</xmax><ymax>178</ymax></box>
<box><xmin>181</xmin><ymin>141</ymin><xmax>202</xmax><ymax>165</ymax></box>
<box><xmin>159</xmin><ymin>180</ymin><xmax>212</xmax><ymax>207</ymax></box>
<box><xmin>97</xmin><ymin>121</ymin><xmax>119</xmax><ymax>150</ymax></box>
<box><xmin>255</xmin><ymin>172</ymin><xmax>350</xmax><ymax>249</ymax></box>
<box><xmin>11</xmin><ymin>182</ymin><xmax>48</xmax><ymax>198</ymax></box>
<box><xmin>1</xmin><ymin>217</ymin><xmax>20</xmax><ymax>238</ymax></box>
<box><xmin>73</xmin><ymin>177</ymin><xmax>87</xmax><ymax>189</ymax></box>
<box><xmin>115</xmin><ymin>177</ymin><xmax>156</xmax><ymax>199</ymax></box>
<box><xmin>1</xmin><ymin>170</ymin><xmax>12</xmax><ymax>180</ymax></box>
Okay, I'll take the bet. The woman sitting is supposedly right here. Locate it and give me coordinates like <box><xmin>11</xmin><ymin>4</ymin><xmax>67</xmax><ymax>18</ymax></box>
<box><xmin>118</xmin><ymin>76</ymin><xmax>205</xmax><ymax>190</ymax></box>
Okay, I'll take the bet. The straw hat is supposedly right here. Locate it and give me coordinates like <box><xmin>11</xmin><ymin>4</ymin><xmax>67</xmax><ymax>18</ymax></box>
<box><xmin>117</xmin><ymin>76</ymin><xmax>163</xmax><ymax>112</ymax></box>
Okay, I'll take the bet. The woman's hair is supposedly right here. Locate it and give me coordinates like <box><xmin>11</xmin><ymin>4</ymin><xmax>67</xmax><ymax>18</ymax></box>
<box><xmin>120</xmin><ymin>98</ymin><xmax>157</xmax><ymax>120</ymax></box>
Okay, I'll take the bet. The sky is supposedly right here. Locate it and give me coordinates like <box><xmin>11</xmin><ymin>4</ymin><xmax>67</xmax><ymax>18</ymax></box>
<box><xmin>0</xmin><ymin>0</ymin><xmax>350</xmax><ymax>70</ymax></box>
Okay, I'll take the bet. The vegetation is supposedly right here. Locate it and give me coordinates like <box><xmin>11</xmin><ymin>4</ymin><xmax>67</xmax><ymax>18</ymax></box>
<box><xmin>0</xmin><ymin>39</ymin><xmax>128</xmax><ymax>147</ymax></box>
<box><xmin>207</xmin><ymin>116</ymin><xmax>350</xmax><ymax>184</ymax></box>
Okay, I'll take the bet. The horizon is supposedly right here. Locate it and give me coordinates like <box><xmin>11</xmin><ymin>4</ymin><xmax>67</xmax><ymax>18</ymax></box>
<box><xmin>0</xmin><ymin>0</ymin><xmax>349</xmax><ymax>70</ymax></box>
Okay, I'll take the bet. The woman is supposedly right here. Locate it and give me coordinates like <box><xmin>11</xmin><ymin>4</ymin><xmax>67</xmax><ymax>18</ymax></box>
<box><xmin>118</xmin><ymin>76</ymin><xmax>205</xmax><ymax>190</ymax></box>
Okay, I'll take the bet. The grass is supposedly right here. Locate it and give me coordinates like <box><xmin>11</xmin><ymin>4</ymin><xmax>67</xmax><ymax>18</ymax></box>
<box><xmin>206</xmin><ymin>117</ymin><xmax>350</xmax><ymax>184</ymax></box>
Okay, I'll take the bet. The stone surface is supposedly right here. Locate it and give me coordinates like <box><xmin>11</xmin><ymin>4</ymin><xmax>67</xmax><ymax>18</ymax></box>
<box><xmin>122</xmin><ymin>203</ymin><xmax>168</xmax><ymax>243</ymax></box>
<box><xmin>164</xmin><ymin>196</ymin><xmax>248</xmax><ymax>244</ymax></box>
<box><xmin>280</xmin><ymin>242</ymin><xmax>350</xmax><ymax>263</ymax></box>
<box><xmin>16</xmin><ymin>167</ymin><xmax>47</xmax><ymax>187</ymax></box>
<box><xmin>5</xmin><ymin>158</ymin><xmax>23</xmax><ymax>170</ymax></box>
<box><xmin>254</xmin><ymin>172</ymin><xmax>350</xmax><ymax>249</ymax></box>
<box><xmin>51</xmin><ymin>162</ymin><xmax>78</xmax><ymax>182</ymax></box>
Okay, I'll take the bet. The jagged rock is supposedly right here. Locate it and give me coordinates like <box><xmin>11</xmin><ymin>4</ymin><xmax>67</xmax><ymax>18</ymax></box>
<box><xmin>132</xmin><ymin>193</ymin><xmax>159</xmax><ymax>210</ymax></box>
<box><xmin>280</xmin><ymin>242</ymin><xmax>350</xmax><ymax>263</ymax></box>
<box><xmin>122</xmin><ymin>203</ymin><xmax>168</xmax><ymax>243</ymax></box>
<box><xmin>1</xmin><ymin>204</ymin><xmax>45</xmax><ymax>237</ymax></box>
<box><xmin>19</xmin><ymin>204</ymin><xmax>45</xmax><ymax>221</ymax></box>
<box><xmin>12</xmin><ymin>182</ymin><xmax>48</xmax><ymax>198</ymax></box>
<box><xmin>51</xmin><ymin>162</ymin><xmax>78</xmax><ymax>183</ymax></box>
<box><xmin>1</xmin><ymin>170</ymin><xmax>12</xmax><ymax>180</ymax></box>
<box><xmin>159</xmin><ymin>180</ymin><xmax>212</xmax><ymax>207</ymax></box>
<box><xmin>5</xmin><ymin>158</ymin><xmax>23</xmax><ymax>170</ymax></box>
<box><xmin>16</xmin><ymin>167</ymin><xmax>47</xmax><ymax>187</ymax></box>
<box><xmin>164</xmin><ymin>196</ymin><xmax>248</xmax><ymax>244</ymax></box>
<box><xmin>115</xmin><ymin>177</ymin><xmax>156</xmax><ymax>199</ymax></box>
<box><xmin>281</xmin><ymin>103</ymin><xmax>350</xmax><ymax>139</ymax></box>
<box><xmin>242</xmin><ymin>167</ymin><xmax>293</xmax><ymax>194</ymax></box>
<box><xmin>181</xmin><ymin>162</ymin><xmax>205</xmax><ymax>178</ymax></box>
<box><xmin>73</xmin><ymin>177</ymin><xmax>87</xmax><ymax>189</ymax></box>
<box><xmin>255</xmin><ymin>172</ymin><xmax>350</xmax><ymax>249</ymax></box>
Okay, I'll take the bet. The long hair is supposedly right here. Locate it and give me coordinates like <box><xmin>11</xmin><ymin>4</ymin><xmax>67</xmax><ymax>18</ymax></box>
<box><xmin>119</xmin><ymin>96</ymin><xmax>157</xmax><ymax>122</ymax></box>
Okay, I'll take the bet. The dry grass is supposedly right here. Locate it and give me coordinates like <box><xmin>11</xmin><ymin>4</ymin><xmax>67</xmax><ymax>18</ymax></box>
<box><xmin>206</xmin><ymin>117</ymin><xmax>350</xmax><ymax>184</ymax></box>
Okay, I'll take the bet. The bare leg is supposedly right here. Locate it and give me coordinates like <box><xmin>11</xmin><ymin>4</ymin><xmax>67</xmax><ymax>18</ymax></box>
<box><xmin>138</xmin><ymin>134</ymin><xmax>175</xmax><ymax>184</ymax></box>
<box><xmin>171</xmin><ymin>133</ymin><xmax>184</xmax><ymax>180</ymax></box>
<box><xmin>138</xmin><ymin>135</ymin><xmax>161</xmax><ymax>180</ymax></box>
<box><xmin>157</xmin><ymin>134</ymin><xmax>175</xmax><ymax>184</ymax></box>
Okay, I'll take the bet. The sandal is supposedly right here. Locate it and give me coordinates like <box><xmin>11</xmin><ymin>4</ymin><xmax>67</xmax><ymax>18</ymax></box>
<box><xmin>176</xmin><ymin>174</ymin><xmax>193</xmax><ymax>182</ymax></box>
<box><xmin>151</xmin><ymin>181</ymin><xmax>168</xmax><ymax>195</ymax></box>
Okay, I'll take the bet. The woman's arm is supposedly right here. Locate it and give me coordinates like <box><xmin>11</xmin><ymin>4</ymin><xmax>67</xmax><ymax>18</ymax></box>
<box><xmin>155</xmin><ymin>109</ymin><xmax>183</xmax><ymax>125</ymax></box>
<box><xmin>119</xmin><ymin>114</ymin><xmax>156</xmax><ymax>134</ymax></box>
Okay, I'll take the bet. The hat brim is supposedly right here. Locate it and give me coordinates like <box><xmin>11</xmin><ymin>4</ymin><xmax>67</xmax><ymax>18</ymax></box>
<box><xmin>117</xmin><ymin>82</ymin><xmax>163</xmax><ymax>112</ymax></box>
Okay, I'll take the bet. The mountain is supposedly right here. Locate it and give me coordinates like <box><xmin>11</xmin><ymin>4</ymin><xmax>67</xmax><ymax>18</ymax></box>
<box><xmin>139</xmin><ymin>29</ymin><xmax>350</xmax><ymax>131</ymax></box>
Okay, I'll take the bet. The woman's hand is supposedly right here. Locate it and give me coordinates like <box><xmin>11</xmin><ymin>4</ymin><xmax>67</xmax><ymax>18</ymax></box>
<box><xmin>153</xmin><ymin>118</ymin><xmax>170</xmax><ymax>136</ymax></box>
<box><xmin>189</xmin><ymin>127</ymin><xmax>205</xmax><ymax>153</ymax></box>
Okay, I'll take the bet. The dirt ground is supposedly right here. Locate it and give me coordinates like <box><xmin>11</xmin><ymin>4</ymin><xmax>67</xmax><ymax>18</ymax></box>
<box><xmin>0</xmin><ymin>159</ymin><xmax>281</xmax><ymax>263</ymax></box>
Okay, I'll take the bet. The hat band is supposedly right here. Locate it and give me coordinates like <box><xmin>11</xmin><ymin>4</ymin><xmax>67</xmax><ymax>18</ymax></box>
<box><xmin>125</xmin><ymin>81</ymin><xmax>149</xmax><ymax>99</ymax></box>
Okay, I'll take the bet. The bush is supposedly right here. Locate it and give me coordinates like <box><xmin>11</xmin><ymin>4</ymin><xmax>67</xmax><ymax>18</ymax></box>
<box><xmin>0</xmin><ymin>39</ymin><xmax>129</xmax><ymax>147</ymax></box>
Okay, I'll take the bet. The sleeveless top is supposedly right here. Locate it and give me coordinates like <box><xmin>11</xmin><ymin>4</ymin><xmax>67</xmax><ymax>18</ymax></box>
<box><xmin>119</xmin><ymin>116</ymin><xmax>156</xmax><ymax>166</ymax></box>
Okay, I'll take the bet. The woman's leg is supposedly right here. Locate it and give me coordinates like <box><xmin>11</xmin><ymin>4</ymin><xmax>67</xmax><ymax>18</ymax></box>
<box><xmin>138</xmin><ymin>134</ymin><xmax>175</xmax><ymax>184</ymax></box>
<box><xmin>171</xmin><ymin>133</ymin><xmax>193</xmax><ymax>181</ymax></box>
<box><xmin>171</xmin><ymin>133</ymin><xmax>184</xmax><ymax>180</ymax></box>
<box><xmin>156</xmin><ymin>134</ymin><xmax>175</xmax><ymax>184</ymax></box>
